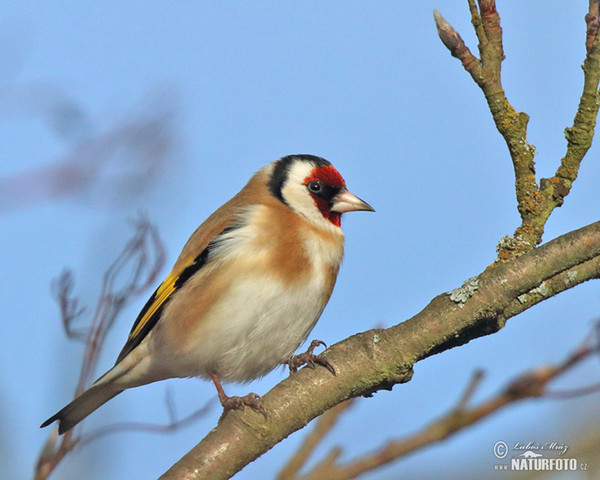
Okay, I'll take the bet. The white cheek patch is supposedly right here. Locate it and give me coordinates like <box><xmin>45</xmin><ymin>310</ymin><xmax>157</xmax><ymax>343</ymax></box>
<box><xmin>281</xmin><ymin>162</ymin><xmax>329</xmax><ymax>227</ymax></box>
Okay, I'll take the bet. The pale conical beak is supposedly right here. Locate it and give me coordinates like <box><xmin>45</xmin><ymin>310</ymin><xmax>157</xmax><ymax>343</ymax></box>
<box><xmin>330</xmin><ymin>188</ymin><xmax>375</xmax><ymax>213</ymax></box>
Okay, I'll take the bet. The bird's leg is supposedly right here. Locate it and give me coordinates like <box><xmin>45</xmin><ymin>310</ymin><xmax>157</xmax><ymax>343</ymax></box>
<box><xmin>210</xmin><ymin>373</ymin><xmax>266</xmax><ymax>416</ymax></box>
<box><xmin>285</xmin><ymin>339</ymin><xmax>336</xmax><ymax>375</ymax></box>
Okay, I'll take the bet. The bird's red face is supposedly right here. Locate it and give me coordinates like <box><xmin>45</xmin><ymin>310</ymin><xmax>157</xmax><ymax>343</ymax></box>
<box><xmin>304</xmin><ymin>165</ymin><xmax>347</xmax><ymax>227</ymax></box>
<box><xmin>269</xmin><ymin>155</ymin><xmax>374</xmax><ymax>229</ymax></box>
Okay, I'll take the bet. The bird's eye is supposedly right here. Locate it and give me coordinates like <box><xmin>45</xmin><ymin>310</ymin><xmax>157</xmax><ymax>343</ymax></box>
<box><xmin>307</xmin><ymin>181</ymin><xmax>323</xmax><ymax>193</ymax></box>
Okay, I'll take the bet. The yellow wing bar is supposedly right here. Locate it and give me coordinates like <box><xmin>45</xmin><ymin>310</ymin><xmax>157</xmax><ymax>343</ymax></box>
<box><xmin>128</xmin><ymin>269</ymin><xmax>179</xmax><ymax>341</ymax></box>
<box><xmin>116</xmin><ymin>224</ymin><xmax>228</xmax><ymax>363</ymax></box>
<box><xmin>115</xmin><ymin>255</ymin><xmax>196</xmax><ymax>364</ymax></box>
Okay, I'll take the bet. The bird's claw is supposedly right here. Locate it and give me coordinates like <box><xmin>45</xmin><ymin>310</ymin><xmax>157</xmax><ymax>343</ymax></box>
<box><xmin>286</xmin><ymin>339</ymin><xmax>336</xmax><ymax>376</ymax></box>
<box><xmin>221</xmin><ymin>392</ymin><xmax>266</xmax><ymax>417</ymax></box>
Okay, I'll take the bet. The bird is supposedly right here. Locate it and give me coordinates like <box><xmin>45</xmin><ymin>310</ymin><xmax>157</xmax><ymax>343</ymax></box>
<box><xmin>41</xmin><ymin>154</ymin><xmax>374</xmax><ymax>434</ymax></box>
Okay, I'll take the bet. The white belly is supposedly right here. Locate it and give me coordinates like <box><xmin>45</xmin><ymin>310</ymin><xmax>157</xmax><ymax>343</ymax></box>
<box><xmin>161</xmin><ymin>274</ymin><xmax>327</xmax><ymax>383</ymax></box>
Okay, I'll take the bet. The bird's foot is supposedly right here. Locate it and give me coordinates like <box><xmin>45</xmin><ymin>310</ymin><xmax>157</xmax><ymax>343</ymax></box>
<box><xmin>220</xmin><ymin>392</ymin><xmax>266</xmax><ymax>416</ymax></box>
<box><xmin>286</xmin><ymin>339</ymin><xmax>335</xmax><ymax>375</ymax></box>
<box><xmin>211</xmin><ymin>373</ymin><xmax>266</xmax><ymax>416</ymax></box>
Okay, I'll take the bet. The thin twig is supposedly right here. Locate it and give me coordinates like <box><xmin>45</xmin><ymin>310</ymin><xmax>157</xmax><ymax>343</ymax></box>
<box><xmin>51</xmin><ymin>271</ymin><xmax>87</xmax><ymax>341</ymax></box>
<box><xmin>78</xmin><ymin>393</ymin><xmax>214</xmax><ymax>448</ymax></box>
<box><xmin>586</xmin><ymin>0</ymin><xmax>600</xmax><ymax>54</ymax></box>
<box><xmin>467</xmin><ymin>0</ymin><xmax>486</xmax><ymax>51</ymax></box>
<box><xmin>76</xmin><ymin>216</ymin><xmax>165</xmax><ymax>396</ymax></box>
<box><xmin>35</xmin><ymin>217</ymin><xmax>167</xmax><ymax>480</ymax></box>
<box><xmin>436</xmin><ymin>2</ymin><xmax>600</xmax><ymax>256</ymax></box>
<box><xmin>453</xmin><ymin>368</ymin><xmax>484</xmax><ymax>412</ymax></box>
<box><xmin>435</xmin><ymin>2</ymin><xmax>539</xmax><ymax>254</ymax></box>
<box><xmin>433</xmin><ymin>10</ymin><xmax>483</xmax><ymax>83</ymax></box>
<box><xmin>544</xmin><ymin>0</ymin><xmax>600</xmax><ymax>218</ymax></box>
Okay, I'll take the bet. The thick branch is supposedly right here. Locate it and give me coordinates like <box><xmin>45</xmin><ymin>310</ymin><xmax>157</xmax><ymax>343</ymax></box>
<box><xmin>160</xmin><ymin>221</ymin><xmax>600</xmax><ymax>480</ymax></box>
<box><xmin>293</xmin><ymin>326</ymin><xmax>600</xmax><ymax>480</ymax></box>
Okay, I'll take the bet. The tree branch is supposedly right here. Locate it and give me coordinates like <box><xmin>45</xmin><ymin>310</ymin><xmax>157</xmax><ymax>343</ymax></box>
<box><xmin>159</xmin><ymin>220</ymin><xmax>600</xmax><ymax>480</ymax></box>
<box><xmin>547</xmin><ymin>0</ymin><xmax>600</xmax><ymax>214</ymax></box>
<box><xmin>289</xmin><ymin>322</ymin><xmax>600</xmax><ymax>480</ymax></box>
<box><xmin>435</xmin><ymin>1</ymin><xmax>600</xmax><ymax>254</ymax></box>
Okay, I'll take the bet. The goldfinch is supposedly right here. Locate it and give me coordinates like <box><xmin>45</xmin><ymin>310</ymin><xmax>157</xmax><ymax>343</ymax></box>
<box><xmin>41</xmin><ymin>154</ymin><xmax>374</xmax><ymax>434</ymax></box>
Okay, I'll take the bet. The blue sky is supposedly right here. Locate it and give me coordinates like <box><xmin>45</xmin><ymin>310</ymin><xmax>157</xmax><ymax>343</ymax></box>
<box><xmin>2</xmin><ymin>2</ymin><xmax>599</xmax><ymax>479</ymax></box>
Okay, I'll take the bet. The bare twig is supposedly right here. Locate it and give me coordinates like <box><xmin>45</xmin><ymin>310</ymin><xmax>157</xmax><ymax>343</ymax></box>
<box><xmin>435</xmin><ymin>2</ymin><xmax>536</xmax><ymax>254</ymax></box>
<box><xmin>78</xmin><ymin>392</ymin><xmax>214</xmax><ymax>448</ymax></box>
<box><xmin>35</xmin><ymin>217</ymin><xmax>166</xmax><ymax>480</ymax></box>
<box><xmin>51</xmin><ymin>271</ymin><xmax>87</xmax><ymax>341</ymax></box>
<box><xmin>546</xmin><ymin>0</ymin><xmax>600</xmax><ymax>222</ymax></box>
<box><xmin>453</xmin><ymin>368</ymin><xmax>484</xmax><ymax>412</ymax></box>
<box><xmin>76</xmin><ymin>216</ymin><xmax>165</xmax><ymax>395</ymax></box>
<box><xmin>586</xmin><ymin>0</ymin><xmax>600</xmax><ymax>54</ymax></box>
<box><xmin>435</xmin><ymin>2</ymin><xmax>600</xmax><ymax>255</ymax></box>
<box><xmin>433</xmin><ymin>10</ymin><xmax>483</xmax><ymax>82</ymax></box>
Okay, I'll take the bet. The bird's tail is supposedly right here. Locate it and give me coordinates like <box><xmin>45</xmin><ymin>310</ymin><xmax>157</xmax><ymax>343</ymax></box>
<box><xmin>40</xmin><ymin>383</ymin><xmax>123</xmax><ymax>434</ymax></box>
